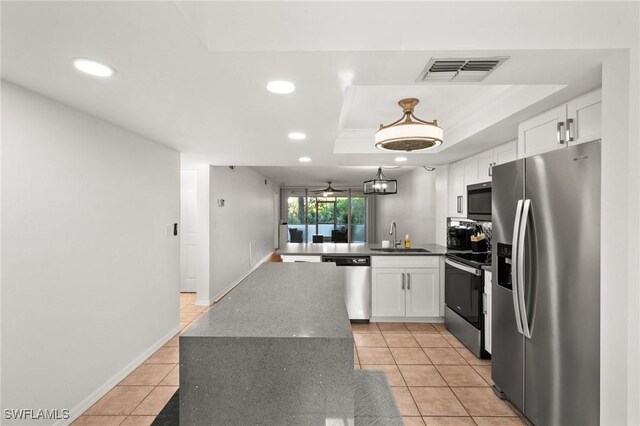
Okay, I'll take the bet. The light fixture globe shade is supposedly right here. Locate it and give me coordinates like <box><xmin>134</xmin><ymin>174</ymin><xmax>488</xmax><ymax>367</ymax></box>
<box><xmin>375</xmin><ymin>122</ymin><xmax>443</xmax><ymax>152</ymax></box>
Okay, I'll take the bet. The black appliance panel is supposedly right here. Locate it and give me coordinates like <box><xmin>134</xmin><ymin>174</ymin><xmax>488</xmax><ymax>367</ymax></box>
<box><xmin>444</xmin><ymin>260</ymin><xmax>482</xmax><ymax>328</ymax></box>
<box><xmin>467</xmin><ymin>182</ymin><xmax>492</xmax><ymax>221</ymax></box>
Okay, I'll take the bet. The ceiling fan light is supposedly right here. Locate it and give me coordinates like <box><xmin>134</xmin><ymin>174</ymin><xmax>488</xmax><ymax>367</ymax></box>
<box><xmin>375</xmin><ymin>98</ymin><xmax>443</xmax><ymax>152</ymax></box>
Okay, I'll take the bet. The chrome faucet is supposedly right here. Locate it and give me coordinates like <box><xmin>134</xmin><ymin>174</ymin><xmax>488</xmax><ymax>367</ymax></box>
<box><xmin>389</xmin><ymin>221</ymin><xmax>400</xmax><ymax>247</ymax></box>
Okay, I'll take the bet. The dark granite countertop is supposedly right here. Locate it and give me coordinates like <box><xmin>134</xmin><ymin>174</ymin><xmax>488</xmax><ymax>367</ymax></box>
<box><xmin>182</xmin><ymin>263</ymin><xmax>353</xmax><ymax>339</ymax></box>
<box><xmin>276</xmin><ymin>243</ymin><xmax>447</xmax><ymax>256</ymax></box>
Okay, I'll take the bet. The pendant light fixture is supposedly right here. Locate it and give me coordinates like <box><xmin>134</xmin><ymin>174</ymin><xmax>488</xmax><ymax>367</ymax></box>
<box><xmin>375</xmin><ymin>98</ymin><xmax>443</xmax><ymax>151</ymax></box>
<box><xmin>363</xmin><ymin>167</ymin><xmax>397</xmax><ymax>195</ymax></box>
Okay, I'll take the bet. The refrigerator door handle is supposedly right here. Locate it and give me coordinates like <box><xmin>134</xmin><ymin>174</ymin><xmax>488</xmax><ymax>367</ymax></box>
<box><xmin>517</xmin><ymin>199</ymin><xmax>532</xmax><ymax>338</ymax></box>
<box><xmin>511</xmin><ymin>199</ymin><xmax>524</xmax><ymax>335</ymax></box>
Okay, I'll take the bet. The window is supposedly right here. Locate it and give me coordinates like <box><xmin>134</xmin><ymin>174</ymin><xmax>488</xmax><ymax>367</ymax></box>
<box><xmin>284</xmin><ymin>189</ymin><xmax>367</xmax><ymax>243</ymax></box>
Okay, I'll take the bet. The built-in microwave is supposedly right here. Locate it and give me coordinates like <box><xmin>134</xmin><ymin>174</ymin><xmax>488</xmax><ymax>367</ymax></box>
<box><xmin>467</xmin><ymin>182</ymin><xmax>492</xmax><ymax>221</ymax></box>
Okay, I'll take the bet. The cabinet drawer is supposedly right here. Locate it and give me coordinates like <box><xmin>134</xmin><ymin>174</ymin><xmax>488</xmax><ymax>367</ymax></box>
<box><xmin>372</xmin><ymin>256</ymin><xmax>439</xmax><ymax>268</ymax></box>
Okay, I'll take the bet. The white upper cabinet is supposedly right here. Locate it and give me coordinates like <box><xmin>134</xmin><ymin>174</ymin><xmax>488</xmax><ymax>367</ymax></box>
<box><xmin>518</xmin><ymin>88</ymin><xmax>601</xmax><ymax>159</ymax></box>
<box><xmin>448</xmin><ymin>140</ymin><xmax>516</xmax><ymax>217</ymax></box>
<box><xmin>567</xmin><ymin>88</ymin><xmax>602</xmax><ymax>146</ymax></box>
<box><xmin>518</xmin><ymin>104</ymin><xmax>568</xmax><ymax>158</ymax></box>
<box><xmin>449</xmin><ymin>162</ymin><xmax>465</xmax><ymax>217</ymax></box>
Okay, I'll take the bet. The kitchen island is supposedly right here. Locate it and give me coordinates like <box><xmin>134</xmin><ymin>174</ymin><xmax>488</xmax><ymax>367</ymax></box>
<box><xmin>179</xmin><ymin>263</ymin><xmax>401</xmax><ymax>425</ymax></box>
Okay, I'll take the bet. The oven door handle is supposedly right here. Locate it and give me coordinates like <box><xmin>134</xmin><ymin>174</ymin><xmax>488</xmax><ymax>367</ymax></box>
<box><xmin>445</xmin><ymin>258</ymin><xmax>482</xmax><ymax>276</ymax></box>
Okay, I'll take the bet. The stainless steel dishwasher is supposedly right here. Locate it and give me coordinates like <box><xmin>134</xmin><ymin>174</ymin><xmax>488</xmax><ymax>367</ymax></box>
<box><xmin>321</xmin><ymin>255</ymin><xmax>371</xmax><ymax>321</ymax></box>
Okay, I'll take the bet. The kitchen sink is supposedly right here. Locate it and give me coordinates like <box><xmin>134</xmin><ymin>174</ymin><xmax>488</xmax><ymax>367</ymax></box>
<box><xmin>370</xmin><ymin>248</ymin><xmax>430</xmax><ymax>253</ymax></box>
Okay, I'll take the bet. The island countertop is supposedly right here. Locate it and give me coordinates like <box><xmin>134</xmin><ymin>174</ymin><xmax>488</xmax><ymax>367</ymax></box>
<box><xmin>182</xmin><ymin>262</ymin><xmax>352</xmax><ymax>339</ymax></box>
<box><xmin>276</xmin><ymin>242</ymin><xmax>448</xmax><ymax>256</ymax></box>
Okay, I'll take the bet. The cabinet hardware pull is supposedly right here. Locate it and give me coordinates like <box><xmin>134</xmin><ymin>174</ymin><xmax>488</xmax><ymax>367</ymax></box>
<box><xmin>457</xmin><ymin>195</ymin><xmax>463</xmax><ymax>213</ymax></box>
<box><xmin>488</xmin><ymin>164</ymin><xmax>493</xmax><ymax>177</ymax></box>
<box><xmin>557</xmin><ymin>122</ymin><xmax>566</xmax><ymax>144</ymax></box>
<box><xmin>566</xmin><ymin>118</ymin><xmax>575</xmax><ymax>142</ymax></box>
<box><xmin>407</xmin><ymin>273</ymin><xmax>411</xmax><ymax>290</ymax></box>
<box><xmin>401</xmin><ymin>272</ymin><xmax>405</xmax><ymax>290</ymax></box>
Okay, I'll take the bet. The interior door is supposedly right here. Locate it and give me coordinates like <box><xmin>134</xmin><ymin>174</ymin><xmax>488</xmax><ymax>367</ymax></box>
<box><xmin>523</xmin><ymin>141</ymin><xmax>601</xmax><ymax>426</ymax></box>
<box><xmin>371</xmin><ymin>268</ymin><xmax>405</xmax><ymax>317</ymax></box>
<box><xmin>179</xmin><ymin>169</ymin><xmax>198</xmax><ymax>292</ymax></box>
<box><xmin>490</xmin><ymin>158</ymin><xmax>525</xmax><ymax>412</ymax></box>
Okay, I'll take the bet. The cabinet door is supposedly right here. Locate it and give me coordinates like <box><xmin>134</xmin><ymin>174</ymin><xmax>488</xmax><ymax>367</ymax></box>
<box><xmin>494</xmin><ymin>140</ymin><xmax>517</xmax><ymax>166</ymax></box>
<box><xmin>475</xmin><ymin>152</ymin><xmax>495</xmax><ymax>183</ymax></box>
<box><xmin>405</xmin><ymin>268</ymin><xmax>439</xmax><ymax>317</ymax></box>
<box><xmin>449</xmin><ymin>162</ymin><xmax>465</xmax><ymax>217</ymax></box>
<box><xmin>567</xmin><ymin>88</ymin><xmax>601</xmax><ymax>146</ymax></box>
<box><xmin>517</xmin><ymin>104</ymin><xmax>567</xmax><ymax>158</ymax></box>
<box><xmin>371</xmin><ymin>268</ymin><xmax>406</xmax><ymax>317</ymax></box>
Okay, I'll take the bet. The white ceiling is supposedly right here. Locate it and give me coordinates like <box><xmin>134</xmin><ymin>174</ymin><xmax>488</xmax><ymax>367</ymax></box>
<box><xmin>2</xmin><ymin>1</ymin><xmax>635</xmax><ymax>186</ymax></box>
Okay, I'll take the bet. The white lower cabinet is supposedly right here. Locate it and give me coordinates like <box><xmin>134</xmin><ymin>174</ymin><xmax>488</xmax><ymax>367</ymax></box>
<box><xmin>371</xmin><ymin>256</ymin><xmax>441</xmax><ymax>320</ymax></box>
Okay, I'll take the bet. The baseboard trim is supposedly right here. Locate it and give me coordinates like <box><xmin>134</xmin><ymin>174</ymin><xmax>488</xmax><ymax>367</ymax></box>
<box><xmin>213</xmin><ymin>253</ymin><xmax>273</xmax><ymax>303</ymax></box>
<box><xmin>57</xmin><ymin>324</ymin><xmax>181</xmax><ymax>426</ymax></box>
<box><xmin>370</xmin><ymin>317</ymin><xmax>444</xmax><ymax>323</ymax></box>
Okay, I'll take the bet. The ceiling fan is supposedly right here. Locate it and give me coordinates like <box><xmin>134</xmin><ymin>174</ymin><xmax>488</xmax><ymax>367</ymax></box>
<box><xmin>312</xmin><ymin>181</ymin><xmax>346</xmax><ymax>196</ymax></box>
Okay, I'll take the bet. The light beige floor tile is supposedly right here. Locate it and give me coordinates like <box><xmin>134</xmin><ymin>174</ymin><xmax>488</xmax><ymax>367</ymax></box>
<box><xmin>146</xmin><ymin>346</ymin><xmax>179</xmax><ymax>364</ymax></box>
<box><xmin>85</xmin><ymin>386</ymin><xmax>154</xmax><ymax>416</ymax></box>
<box><xmin>390</xmin><ymin>387</ymin><xmax>420</xmax><ymax>416</ymax></box>
<box><xmin>158</xmin><ymin>365</ymin><xmax>179</xmax><ymax>386</ymax></box>
<box><xmin>406</xmin><ymin>323</ymin><xmax>439</xmax><ymax>333</ymax></box>
<box><xmin>435</xmin><ymin>365</ymin><xmax>489</xmax><ymax>387</ymax></box>
<box><xmin>119</xmin><ymin>363</ymin><xmax>174</xmax><ymax>386</ymax></box>
<box><xmin>473</xmin><ymin>365</ymin><xmax>493</xmax><ymax>386</ymax></box>
<box><xmin>423</xmin><ymin>417</ymin><xmax>476</xmax><ymax>426</ymax></box>
<box><xmin>378</xmin><ymin>323</ymin><xmax>411</xmax><ymax>333</ymax></box>
<box><xmin>355</xmin><ymin>363</ymin><xmax>361</xmax><ymax>369</ymax></box>
<box><xmin>432</xmin><ymin>323</ymin><xmax>448</xmax><ymax>332</ymax></box>
<box><xmin>390</xmin><ymin>347</ymin><xmax>431</xmax><ymax>365</ymax></box>
<box><xmin>163</xmin><ymin>335</ymin><xmax>179</xmax><ymax>347</ymax></box>
<box><xmin>131</xmin><ymin>386</ymin><xmax>178</xmax><ymax>416</ymax></box>
<box><xmin>423</xmin><ymin>347</ymin><xmax>468</xmax><ymax>365</ymax></box>
<box><xmin>473</xmin><ymin>416</ymin><xmax>526</xmax><ymax>425</ymax></box>
<box><xmin>452</xmin><ymin>387</ymin><xmax>515</xmax><ymax>417</ymax></box>
<box><xmin>383</xmin><ymin>333</ymin><xmax>420</xmax><ymax>348</ymax></box>
<box><xmin>71</xmin><ymin>415</ymin><xmax>126</xmax><ymax>426</ymax></box>
<box><xmin>180</xmin><ymin>304</ymin><xmax>206</xmax><ymax>313</ymax></box>
<box><xmin>456</xmin><ymin>347</ymin><xmax>492</xmax><ymax>366</ymax></box>
<box><xmin>120</xmin><ymin>416</ymin><xmax>156</xmax><ymax>426</ymax></box>
<box><xmin>354</xmin><ymin>333</ymin><xmax>387</xmax><ymax>347</ymax></box>
<box><xmin>351</xmin><ymin>322</ymin><xmax>381</xmax><ymax>334</ymax></box>
<box><xmin>442</xmin><ymin>333</ymin><xmax>466</xmax><ymax>348</ymax></box>
<box><xmin>409</xmin><ymin>387</ymin><xmax>468</xmax><ymax>417</ymax></box>
<box><xmin>414</xmin><ymin>333</ymin><xmax>452</xmax><ymax>348</ymax></box>
<box><xmin>398</xmin><ymin>365</ymin><xmax>447</xmax><ymax>386</ymax></box>
<box><xmin>356</xmin><ymin>347</ymin><xmax>396</xmax><ymax>364</ymax></box>
<box><xmin>179</xmin><ymin>311</ymin><xmax>199</xmax><ymax>322</ymax></box>
<box><xmin>403</xmin><ymin>416</ymin><xmax>426</xmax><ymax>426</ymax></box>
<box><xmin>361</xmin><ymin>365</ymin><xmax>406</xmax><ymax>386</ymax></box>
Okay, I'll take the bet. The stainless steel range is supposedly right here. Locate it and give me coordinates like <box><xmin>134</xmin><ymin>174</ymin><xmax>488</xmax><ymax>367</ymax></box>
<box><xmin>444</xmin><ymin>252</ymin><xmax>491</xmax><ymax>358</ymax></box>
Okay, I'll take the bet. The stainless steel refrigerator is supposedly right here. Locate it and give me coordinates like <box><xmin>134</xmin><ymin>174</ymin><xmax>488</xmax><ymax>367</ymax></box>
<box><xmin>491</xmin><ymin>140</ymin><xmax>600</xmax><ymax>426</ymax></box>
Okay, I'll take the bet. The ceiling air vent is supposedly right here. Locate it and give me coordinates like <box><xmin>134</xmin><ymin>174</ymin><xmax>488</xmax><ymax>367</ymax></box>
<box><xmin>417</xmin><ymin>57</ymin><xmax>509</xmax><ymax>82</ymax></box>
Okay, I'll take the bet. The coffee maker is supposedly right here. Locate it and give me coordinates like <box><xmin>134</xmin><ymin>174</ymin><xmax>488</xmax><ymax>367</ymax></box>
<box><xmin>447</xmin><ymin>218</ymin><xmax>474</xmax><ymax>251</ymax></box>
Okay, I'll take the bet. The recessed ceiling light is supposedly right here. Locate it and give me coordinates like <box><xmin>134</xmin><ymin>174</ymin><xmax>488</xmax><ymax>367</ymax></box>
<box><xmin>298</xmin><ymin>157</ymin><xmax>311</xmax><ymax>163</ymax></box>
<box><xmin>288</xmin><ymin>132</ymin><xmax>306</xmax><ymax>141</ymax></box>
<box><xmin>267</xmin><ymin>80</ymin><xmax>295</xmax><ymax>94</ymax></box>
<box><xmin>395</xmin><ymin>156</ymin><xmax>408</xmax><ymax>162</ymax></box>
<box><xmin>71</xmin><ymin>58</ymin><xmax>116</xmax><ymax>77</ymax></box>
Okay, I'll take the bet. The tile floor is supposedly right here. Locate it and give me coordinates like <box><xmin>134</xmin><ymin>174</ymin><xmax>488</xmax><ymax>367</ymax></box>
<box><xmin>73</xmin><ymin>292</ymin><xmax>523</xmax><ymax>426</ymax></box>
<box><xmin>352</xmin><ymin>322</ymin><xmax>525</xmax><ymax>425</ymax></box>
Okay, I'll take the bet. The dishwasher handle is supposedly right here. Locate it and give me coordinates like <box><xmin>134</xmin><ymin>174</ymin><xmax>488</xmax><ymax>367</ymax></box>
<box><xmin>445</xmin><ymin>258</ymin><xmax>482</xmax><ymax>276</ymax></box>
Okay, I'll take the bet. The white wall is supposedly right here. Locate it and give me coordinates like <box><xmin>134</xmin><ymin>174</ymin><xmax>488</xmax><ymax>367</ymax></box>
<box><xmin>1</xmin><ymin>81</ymin><xmax>180</xmax><ymax>425</ymax></box>
<box><xmin>209</xmin><ymin>166</ymin><xmax>277</xmax><ymax>302</ymax></box>
<box><xmin>375</xmin><ymin>167</ymin><xmax>437</xmax><ymax>244</ymax></box>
